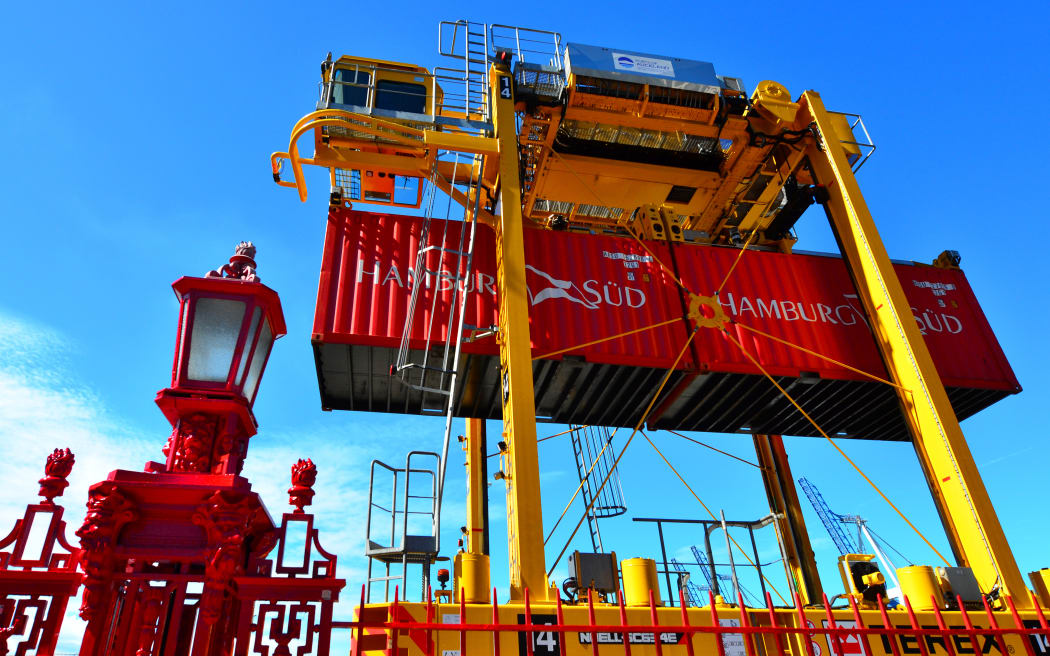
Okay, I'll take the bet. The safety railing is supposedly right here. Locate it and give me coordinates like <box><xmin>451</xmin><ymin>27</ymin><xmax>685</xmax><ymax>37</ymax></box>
<box><xmin>343</xmin><ymin>584</ymin><xmax>1050</xmax><ymax>656</ymax></box>
<box><xmin>490</xmin><ymin>24</ymin><xmax>563</xmax><ymax>68</ymax></box>
<box><xmin>832</xmin><ymin>111</ymin><xmax>876</xmax><ymax>173</ymax></box>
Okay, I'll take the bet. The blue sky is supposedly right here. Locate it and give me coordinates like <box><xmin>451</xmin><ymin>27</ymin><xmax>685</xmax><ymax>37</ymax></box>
<box><xmin>2</xmin><ymin>0</ymin><xmax>1049</xmax><ymax>650</ymax></box>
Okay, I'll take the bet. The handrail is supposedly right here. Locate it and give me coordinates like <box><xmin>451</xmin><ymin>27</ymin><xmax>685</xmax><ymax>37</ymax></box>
<box><xmin>270</xmin><ymin>109</ymin><xmax>427</xmax><ymax>201</ymax></box>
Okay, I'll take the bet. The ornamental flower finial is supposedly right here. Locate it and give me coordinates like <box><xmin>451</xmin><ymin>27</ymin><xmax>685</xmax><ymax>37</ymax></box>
<box><xmin>38</xmin><ymin>448</ymin><xmax>75</xmax><ymax>504</ymax></box>
<box><xmin>288</xmin><ymin>458</ymin><xmax>317</xmax><ymax>513</ymax></box>
<box><xmin>206</xmin><ymin>241</ymin><xmax>260</xmax><ymax>282</ymax></box>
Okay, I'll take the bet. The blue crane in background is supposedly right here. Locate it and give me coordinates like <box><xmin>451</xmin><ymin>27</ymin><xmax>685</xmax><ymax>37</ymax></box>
<box><xmin>798</xmin><ymin>476</ymin><xmax>862</xmax><ymax>555</ymax></box>
<box><xmin>669</xmin><ymin>558</ymin><xmax>706</xmax><ymax>606</ymax></box>
<box><xmin>689</xmin><ymin>545</ymin><xmax>759</xmax><ymax>606</ymax></box>
<box><xmin>798</xmin><ymin>476</ymin><xmax>913</xmax><ymax>601</ymax></box>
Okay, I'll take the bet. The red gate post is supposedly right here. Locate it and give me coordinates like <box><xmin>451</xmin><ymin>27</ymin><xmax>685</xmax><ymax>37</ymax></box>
<box><xmin>75</xmin><ymin>243</ymin><xmax>288</xmax><ymax>656</ymax></box>
<box><xmin>231</xmin><ymin>459</ymin><xmax>346</xmax><ymax>656</ymax></box>
<box><xmin>0</xmin><ymin>448</ymin><xmax>83</xmax><ymax>656</ymax></box>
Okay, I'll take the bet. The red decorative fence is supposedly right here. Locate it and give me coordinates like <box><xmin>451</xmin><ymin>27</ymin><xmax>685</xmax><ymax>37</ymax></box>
<box><xmin>346</xmin><ymin>585</ymin><xmax>1050</xmax><ymax>656</ymax></box>
<box><xmin>0</xmin><ymin>449</ymin><xmax>82</xmax><ymax>656</ymax></box>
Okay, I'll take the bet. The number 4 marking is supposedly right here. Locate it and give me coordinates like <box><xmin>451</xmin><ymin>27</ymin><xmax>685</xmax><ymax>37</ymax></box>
<box><xmin>535</xmin><ymin>628</ymin><xmax>556</xmax><ymax>653</ymax></box>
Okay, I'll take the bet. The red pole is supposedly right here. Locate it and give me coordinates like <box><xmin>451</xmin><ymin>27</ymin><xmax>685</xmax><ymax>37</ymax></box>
<box><xmin>737</xmin><ymin>591</ymin><xmax>755</xmax><ymax>656</ymax></box>
<box><xmin>459</xmin><ymin>587</ymin><xmax>467</xmax><ymax>656</ymax></box>
<box><xmin>587</xmin><ymin>590</ymin><xmax>600</xmax><ymax>656</ymax></box>
<box><xmin>617</xmin><ymin>589</ymin><xmax>632</xmax><ymax>656</ymax></box>
<box><xmin>847</xmin><ymin>595</ymin><xmax>872</xmax><ymax>656</ymax></box>
<box><xmin>352</xmin><ymin>584</ymin><xmax>366</xmax><ymax>656</ymax></box>
<box><xmin>555</xmin><ymin>588</ymin><xmax>568</xmax><ymax>656</ymax></box>
<box><xmin>931</xmin><ymin>600</ymin><xmax>959</xmax><ymax>656</ymax></box>
<box><xmin>1006</xmin><ymin>596</ymin><xmax>1036</xmax><ymax>656</ymax></box>
<box><xmin>877</xmin><ymin>595</ymin><xmax>902</xmax><ymax>656</ymax></box>
<box><xmin>679</xmin><ymin>587</ymin><xmax>696</xmax><ymax>656</ymax></box>
<box><xmin>524</xmin><ymin>587</ymin><xmax>534</xmax><ymax>656</ymax></box>
<box><xmin>391</xmin><ymin>587</ymin><xmax>401</xmax><ymax>656</ymax></box>
<box><xmin>980</xmin><ymin>595</ymin><xmax>1009</xmax><ymax>656</ymax></box>
<box><xmin>648</xmin><ymin>588</ymin><xmax>663</xmax><ymax>656</ymax></box>
<box><xmin>766</xmin><ymin>591</ymin><xmax>786</xmax><ymax>656</ymax></box>
<box><xmin>492</xmin><ymin>588</ymin><xmax>502</xmax><ymax>656</ymax></box>
<box><xmin>822</xmin><ymin>592</ymin><xmax>846</xmax><ymax>656</ymax></box>
<box><xmin>794</xmin><ymin>592</ymin><xmax>815</xmax><ymax>656</ymax></box>
<box><xmin>901</xmin><ymin>596</ymin><xmax>931</xmax><ymax>656</ymax></box>
<box><xmin>956</xmin><ymin>594</ymin><xmax>982</xmax><ymax>656</ymax></box>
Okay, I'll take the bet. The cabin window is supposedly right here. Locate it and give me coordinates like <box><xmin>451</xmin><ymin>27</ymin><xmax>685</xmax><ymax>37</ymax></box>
<box><xmin>375</xmin><ymin>80</ymin><xmax>427</xmax><ymax>114</ymax></box>
<box><xmin>332</xmin><ymin>68</ymin><xmax>370</xmax><ymax>107</ymax></box>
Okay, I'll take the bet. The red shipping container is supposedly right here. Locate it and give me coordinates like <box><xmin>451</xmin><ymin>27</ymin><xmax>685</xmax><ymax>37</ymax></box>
<box><xmin>312</xmin><ymin>208</ymin><xmax>1019</xmax><ymax>439</ymax></box>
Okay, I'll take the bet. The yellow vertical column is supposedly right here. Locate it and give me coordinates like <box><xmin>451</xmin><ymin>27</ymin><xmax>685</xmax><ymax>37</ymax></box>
<box><xmin>457</xmin><ymin>418</ymin><xmax>491</xmax><ymax>603</ymax></box>
<box><xmin>800</xmin><ymin>90</ymin><xmax>1028</xmax><ymax>605</ymax></box>
<box><xmin>465</xmin><ymin>418</ymin><xmax>488</xmax><ymax>555</ymax></box>
<box><xmin>753</xmin><ymin>434</ymin><xmax>823</xmax><ymax>605</ymax></box>
<box><xmin>489</xmin><ymin>63</ymin><xmax>552</xmax><ymax>601</ymax></box>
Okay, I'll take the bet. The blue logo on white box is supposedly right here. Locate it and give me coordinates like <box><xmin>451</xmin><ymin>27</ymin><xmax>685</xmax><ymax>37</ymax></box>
<box><xmin>612</xmin><ymin>52</ymin><xmax>675</xmax><ymax>77</ymax></box>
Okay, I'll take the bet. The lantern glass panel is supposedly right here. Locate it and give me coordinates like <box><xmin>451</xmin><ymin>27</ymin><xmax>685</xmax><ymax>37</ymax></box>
<box><xmin>175</xmin><ymin>301</ymin><xmax>190</xmax><ymax>381</ymax></box>
<box><xmin>236</xmin><ymin>307</ymin><xmax>263</xmax><ymax>386</ymax></box>
<box><xmin>242</xmin><ymin>318</ymin><xmax>272</xmax><ymax>402</ymax></box>
<box><xmin>187</xmin><ymin>298</ymin><xmax>246</xmax><ymax>382</ymax></box>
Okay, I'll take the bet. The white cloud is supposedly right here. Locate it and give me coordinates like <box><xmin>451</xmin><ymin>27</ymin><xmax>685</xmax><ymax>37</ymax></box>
<box><xmin>0</xmin><ymin>310</ymin><xmax>157</xmax><ymax>653</ymax></box>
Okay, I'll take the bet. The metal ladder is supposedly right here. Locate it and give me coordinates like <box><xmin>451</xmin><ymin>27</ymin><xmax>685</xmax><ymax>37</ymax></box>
<box><xmin>437</xmin><ymin>20</ymin><xmax>491</xmax><ymax>120</ymax></box>
<box><xmin>365</xmin><ymin>452</ymin><xmax>441</xmax><ymax>602</ymax></box>
<box><xmin>392</xmin><ymin>154</ymin><xmax>484</xmax><ymax>409</ymax></box>
<box><xmin>569</xmin><ymin>426</ymin><xmax>628</xmax><ymax>552</ymax></box>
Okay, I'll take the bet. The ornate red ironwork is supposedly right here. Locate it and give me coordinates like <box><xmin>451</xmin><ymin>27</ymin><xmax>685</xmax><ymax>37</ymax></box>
<box><xmin>288</xmin><ymin>458</ymin><xmax>318</xmax><ymax>513</ymax></box>
<box><xmin>207</xmin><ymin>240</ymin><xmax>261</xmax><ymax>282</ymax></box>
<box><xmin>233</xmin><ymin>459</ymin><xmax>345</xmax><ymax>656</ymax></box>
<box><xmin>71</xmin><ymin>244</ymin><xmax>291</xmax><ymax>656</ymax></box>
<box><xmin>0</xmin><ymin>450</ymin><xmax>82</xmax><ymax>656</ymax></box>
<box><xmin>37</xmin><ymin>449</ymin><xmax>74</xmax><ymax>504</ymax></box>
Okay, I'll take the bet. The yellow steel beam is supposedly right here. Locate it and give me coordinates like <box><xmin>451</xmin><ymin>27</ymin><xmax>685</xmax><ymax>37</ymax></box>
<box><xmin>312</xmin><ymin>146</ymin><xmax>430</xmax><ymax>177</ymax></box>
<box><xmin>424</xmin><ymin>131</ymin><xmax>499</xmax><ymax>156</ymax></box>
<box><xmin>800</xmin><ymin>90</ymin><xmax>1029</xmax><ymax>606</ymax></box>
<box><xmin>753</xmin><ymin>434</ymin><xmax>823</xmax><ymax>605</ymax></box>
<box><xmin>465</xmin><ymin>418</ymin><xmax>487</xmax><ymax>556</ymax></box>
<box><xmin>490</xmin><ymin>64</ymin><xmax>553</xmax><ymax>601</ymax></box>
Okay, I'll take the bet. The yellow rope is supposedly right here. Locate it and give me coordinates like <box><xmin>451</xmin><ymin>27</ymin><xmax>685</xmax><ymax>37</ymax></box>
<box><xmin>641</xmin><ymin>430</ymin><xmax>788</xmax><ymax>605</ymax></box>
<box><xmin>547</xmin><ymin>329</ymin><xmax>698</xmax><ymax>577</ymax></box>
<box><xmin>720</xmin><ymin>328</ymin><xmax>951</xmax><ymax>566</ymax></box>
<box><xmin>543</xmin><ymin>428</ymin><xmax>618</xmax><ymax>546</ymax></box>
<box><xmin>535</xmin><ymin>316</ymin><xmax>685</xmax><ymax>360</ymax></box>
<box><xmin>665</xmin><ymin>429</ymin><xmax>761</xmax><ymax>469</ymax></box>
<box><xmin>538</xmin><ymin>427</ymin><xmax>585</xmax><ymax>444</ymax></box>
<box><xmin>732</xmin><ymin>321</ymin><xmax>905</xmax><ymax>390</ymax></box>
<box><xmin>715</xmin><ymin>229</ymin><xmax>759</xmax><ymax>295</ymax></box>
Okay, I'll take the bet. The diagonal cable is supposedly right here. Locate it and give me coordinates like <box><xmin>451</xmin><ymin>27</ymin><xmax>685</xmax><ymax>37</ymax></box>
<box><xmin>534</xmin><ymin>316</ymin><xmax>685</xmax><ymax>360</ymax></box>
<box><xmin>714</xmin><ymin>228</ymin><xmax>759</xmax><ymax>295</ymax></box>
<box><xmin>546</xmin><ymin>328</ymin><xmax>698</xmax><ymax>578</ymax></box>
<box><xmin>720</xmin><ymin>327</ymin><xmax>951</xmax><ymax>566</ymax></box>
<box><xmin>665</xmin><ymin>429</ymin><xmax>761</xmax><ymax>468</ymax></box>
<box><xmin>640</xmin><ymin>430</ymin><xmax>787</xmax><ymax>605</ymax></box>
<box><xmin>732</xmin><ymin>321</ymin><xmax>905</xmax><ymax>390</ymax></box>
<box><xmin>487</xmin><ymin>426</ymin><xmax>590</xmax><ymax>459</ymax></box>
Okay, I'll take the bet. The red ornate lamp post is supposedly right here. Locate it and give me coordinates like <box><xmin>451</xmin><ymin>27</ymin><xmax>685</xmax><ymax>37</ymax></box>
<box><xmin>77</xmin><ymin>243</ymin><xmax>289</xmax><ymax>656</ymax></box>
<box><xmin>154</xmin><ymin>242</ymin><xmax>285</xmax><ymax>476</ymax></box>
